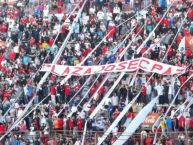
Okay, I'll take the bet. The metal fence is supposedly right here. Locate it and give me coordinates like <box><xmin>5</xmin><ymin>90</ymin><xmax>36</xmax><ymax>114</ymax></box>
<box><xmin>4</xmin><ymin>129</ymin><xmax>193</xmax><ymax>145</ymax></box>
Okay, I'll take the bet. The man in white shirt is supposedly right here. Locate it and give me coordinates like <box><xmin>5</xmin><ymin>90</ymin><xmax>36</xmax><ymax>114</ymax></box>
<box><xmin>168</xmin><ymin>81</ymin><xmax>174</xmax><ymax>103</ymax></box>
<box><xmin>146</xmin><ymin>82</ymin><xmax>152</xmax><ymax>102</ymax></box>
<box><xmin>89</xmin><ymin>7</ymin><xmax>95</xmax><ymax>14</ymax></box>
<box><xmin>154</xmin><ymin>83</ymin><xmax>164</xmax><ymax>96</ymax></box>
<box><xmin>112</xmin><ymin>126</ymin><xmax>119</xmax><ymax>136</ymax></box>
<box><xmin>43</xmin><ymin>5</ymin><xmax>49</xmax><ymax>18</ymax></box>
<box><xmin>40</xmin><ymin>115</ymin><xmax>47</xmax><ymax>127</ymax></box>
<box><xmin>154</xmin><ymin>82</ymin><xmax>164</xmax><ymax>104</ymax></box>
<box><xmin>113</xmin><ymin>5</ymin><xmax>121</xmax><ymax>14</ymax></box>
<box><xmin>97</xmin><ymin>10</ymin><xmax>104</xmax><ymax>20</ymax></box>
<box><xmin>111</xmin><ymin>92</ymin><xmax>119</xmax><ymax>108</ymax></box>
<box><xmin>13</xmin><ymin>44</ymin><xmax>19</xmax><ymax>58</ymax></box>
<box><xmin>17</xmin><ymin>106</ymin><xmax>24</xmax><ymax>118</ymax></box>
<box><xmin>130</xmin><ymin>0</ymin><xmax>134</xmax><ymax>9</ymax></box>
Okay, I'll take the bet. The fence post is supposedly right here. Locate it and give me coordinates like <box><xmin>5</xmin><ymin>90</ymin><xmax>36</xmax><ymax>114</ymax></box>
<box><xmin>140</xmin><ymin>133</ymin><xmax>143</xmax><ymax>145</ymax></box>
<box><xmin>185</xmin><ymin>118</ymin><xmax>188</xmax><ymax>145</ymax></box>
<box><xmin>94</xmin><ymin>132</ymin><xmax>97</xmax><ymax>145</ymax></box>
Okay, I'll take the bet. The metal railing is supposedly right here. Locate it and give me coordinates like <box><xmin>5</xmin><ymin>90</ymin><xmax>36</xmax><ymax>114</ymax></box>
<box><xmin>1</xmin><ymin>129</ymin><xmax>193</xmax><ymax>145</ymax></box>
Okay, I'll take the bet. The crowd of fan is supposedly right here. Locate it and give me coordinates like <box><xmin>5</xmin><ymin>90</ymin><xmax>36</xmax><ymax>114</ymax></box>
<box><xmin>0</xmin><ymin>0</ymin><xmax>192</xmax><ymax>145</ymax></box>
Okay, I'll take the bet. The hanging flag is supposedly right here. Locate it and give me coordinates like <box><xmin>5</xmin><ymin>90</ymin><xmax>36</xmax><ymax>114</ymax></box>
<box><xmin>178</xmin><ymin>37</ymin><xmax>185</xmax><ymax>52</ymax></box>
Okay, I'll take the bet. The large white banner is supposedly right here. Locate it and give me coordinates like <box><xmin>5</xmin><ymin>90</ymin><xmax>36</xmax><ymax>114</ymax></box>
<box><xmin>112</xmin><ymin>96</ymin><xmax>159</xmax><ymax>145</ymax></box>
<box><xmin>40</xmin><ymin>58</ymin><xmax>185</xmax><ymax>76</ymax></box>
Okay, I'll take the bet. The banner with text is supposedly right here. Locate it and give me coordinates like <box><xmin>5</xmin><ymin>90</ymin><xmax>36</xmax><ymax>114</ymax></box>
<box><xmin>40</xmin><ymin>58</ymin><xmax>186</xmax><ymax>76</ymax></box>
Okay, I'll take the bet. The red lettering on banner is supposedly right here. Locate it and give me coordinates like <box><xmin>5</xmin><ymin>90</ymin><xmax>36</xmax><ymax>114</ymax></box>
<box><xmin>61</xmin><ymin>67</ymin><xmax>70</xmax><ymax>75</ymax></box>
<box><xmin>127</xmin><ymin>59</ymin><xmax>140</xmax><ymax>70</ymax></box>
<box><xmin>139</xmin><ymin>59</ymin><xmax>150</xmax><ymax>69</ymax></box>
<box><xmin>72</xmin><ymin>67</ymin><xmax>83</xmax><ymax>76</ymax></box>
<box><xmin>50</xmin><ymin>65</ymin><xmax>60</xmax><ymax>76</ymax></box>
<box><xmin>51</xmin><ymin>65</ymin><xmax>55</xmax><ymax>72</ymax></box>
<box><xmin>116</xmin><ymin>62</ymin><xmax>128</xmax><ymax>71</ymax></box>
<box><xmin>151</xmin><ymin>64</ymin><xmax>163</xmax><ymax>72</ymax></box>
<box><xmin>176</xmin><ymin>69</ymin><xmax>185</xmax><ymax>74</ymax></box>
<box><xmin>84</xmin><ymin>68</ymin><xmax>92</xmax><ymax>75</ymax></box>
<box><xmin>42</xmin><ymin>58</ymin><xmax>188</xmax><ymax>76</ymax></box>
<box><xmin>163</xmin><ymin>67</ymin><xmax>172</xmax><ymax>75</ymax></box>
<box><xmin>95</xmin><ymin>66</ymin><xmax>105</xmax><ymax>73</ymax></box>
<box><xmin>104</xmin><ymin>65</ymin><xmax>116</xmax><ymax>72</ymax></box>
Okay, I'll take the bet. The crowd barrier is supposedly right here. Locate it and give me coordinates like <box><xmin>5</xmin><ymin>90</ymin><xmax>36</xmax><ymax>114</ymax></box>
<box><xmin>3</xmin><ymin>129</ymin><xmax>193</xmax><ymax>145</ymax></box>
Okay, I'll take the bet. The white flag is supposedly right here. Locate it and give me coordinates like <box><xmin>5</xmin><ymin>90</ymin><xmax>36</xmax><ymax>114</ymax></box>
<box><xmin>178</xmin><ymin>37</ymin><xmax>185</xmax><ymax>53</ymax></box>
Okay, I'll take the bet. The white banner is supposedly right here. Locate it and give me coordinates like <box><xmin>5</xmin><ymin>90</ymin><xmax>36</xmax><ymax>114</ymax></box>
<box><xmin>112</xmin><ymin>96</ymin><xmax>159</xmax><ymax>145</ymax></box>
<box><xmin>40</xmin><ymin>58</ymin><xmax>185</xmax><ymax>76</ymax></box>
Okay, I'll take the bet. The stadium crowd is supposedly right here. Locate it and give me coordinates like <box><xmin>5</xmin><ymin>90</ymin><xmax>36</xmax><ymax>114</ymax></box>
<box><xmin>0</xmin><ymin>0</ymin><xmax>192</xmax><ymax>144</ymax></box>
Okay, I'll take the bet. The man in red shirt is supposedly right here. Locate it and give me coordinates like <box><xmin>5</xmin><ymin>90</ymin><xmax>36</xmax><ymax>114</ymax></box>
<box><xmin>178</xmin><ymin>115</ymin><xmax>185</xmax><ymax>131</ymax></box>
<box><xmin>145</xmin><ymin>134</ymin><xmax>153</xmax><ymax>145</ymax></box>
<box><xmin>68</xmin><ymin>117</ymin><xmax>74</xmax><ymax>136</ymax></box>
<box><xmin>0</xmin><ymin>23</ymin><xmax>7</xmax><ymax>33</ymax></box>
<box><xmin>111</xmin><ymin>135</ymin><xmax>117</xmax><ymax>144</ymax></box>
<box><xmin>113</xmin><ymin>108</ymin><xmax>120</xmax><ymax>119</ymax></box>
<box><xmin>184</xmin><ymin>28</ymin><xmax>189</xmax><ymax>36</ymax></box>
<box><xmin>167</xmin><ymin>47</ymin><xmax>173</xmax><ymax>61</ymax></box>
<box><xmin>99</xmin><ymin>86</ymin><xmax>106</xmax><ymax>96</ymax></box>
<box><xmin>101</xmin><ymin>45</ymin><xmax>108</xmax><ymax>55</ymax></box>
<box><xmin>0</xmin><ymin>123</ymin><xmax>5</xmax><ymax>134</ymax></box>
<box><xmin>140</xmin><ymin>83</ymin><xmax>147</xmax><ymax>104</ymax></box>
<box><xmin>48</xmin><ymin>37</ymin><xmax>54</xmax><ymax>46</ymax></box>
<box><xmin>58</xmin><ymin>117</ymin><xmax>64</xmax><ymax>130</ymax></box>
<box><xmin>185</xmin><ymin>48</ymin><xmax>192</xmax><ymax>61</ymax></box>
<box><xmin>77</xmin><ymin>116</ymin><xmax>83</xmax><ymax>134</ymax></box>
<box><xmin>74</xmin><ymin>82</ymin><xmax>81</xmax><ymax>92</ymax></box>
<box><xmin>188</xmin><ymin>117</ymin><xmax>193</xmax><ymax>137</ymax></box>
<box><xmin>188</xmin><ymin>7</ymin><xmax>193</xmax><ymax>20</ymax></box>
<box><xmin>176</xmin><ymin>33</ymin><xmax>182</xmax><ymax>44</ymax></box>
